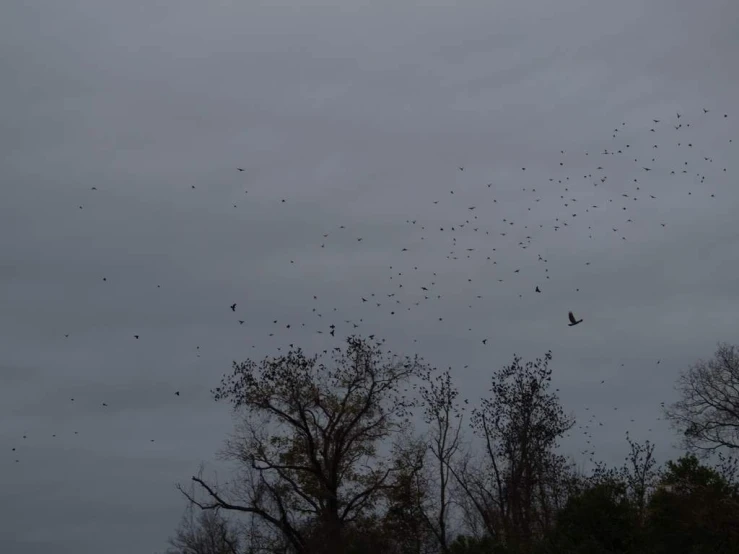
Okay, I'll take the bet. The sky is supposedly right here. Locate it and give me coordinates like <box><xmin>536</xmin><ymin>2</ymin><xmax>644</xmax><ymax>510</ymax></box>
<box><xmin>1</xmin><ymin>0</ymin><xmax>738</xmax><ymax>552</ymax></box>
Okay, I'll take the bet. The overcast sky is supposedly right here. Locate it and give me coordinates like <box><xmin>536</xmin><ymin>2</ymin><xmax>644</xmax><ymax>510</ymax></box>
<box><xmin>2</xmin><ymin>0</ymin><xmax>738</xmax><ymax>552</ymax></box>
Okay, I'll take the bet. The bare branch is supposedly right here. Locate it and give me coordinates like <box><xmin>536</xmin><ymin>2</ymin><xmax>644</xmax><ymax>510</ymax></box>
<box><xmin>665</xmin><ymin>342</ymin><xmax>739</xmax><ymax>453</ymax></box>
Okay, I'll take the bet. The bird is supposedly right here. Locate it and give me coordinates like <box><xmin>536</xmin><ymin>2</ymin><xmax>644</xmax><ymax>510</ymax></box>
<box><xmin>230</xmin><ymin>303</ymin><xmax>237</xmax><ymax>312</ymax></box>
<box><xmin>535</xmin><ymin>286</ymin><xmax>541</xmax><ymax>293</ymax></box>
<box><xmin>568</xmin><ymin>311</ymin><xmax>583</xmax><ymax>326</ymax></box>
<box><xmin>237</xmin><ymin>168</ymin><xmax>245</xmax><ymax>171</ymax></box>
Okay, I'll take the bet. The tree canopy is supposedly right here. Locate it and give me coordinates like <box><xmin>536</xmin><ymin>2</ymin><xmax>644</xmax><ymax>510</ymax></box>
<box><xmin>165</xmin><ymin>337</ymin><xmax>739</xmax><ymax>554</ymax></box>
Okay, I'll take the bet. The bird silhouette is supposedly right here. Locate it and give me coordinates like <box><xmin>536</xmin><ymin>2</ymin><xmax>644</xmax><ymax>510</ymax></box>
<box><xmin>568</xmin><ymin>311</ymin><xmax>583</xmax><ymax>326</ymax></box>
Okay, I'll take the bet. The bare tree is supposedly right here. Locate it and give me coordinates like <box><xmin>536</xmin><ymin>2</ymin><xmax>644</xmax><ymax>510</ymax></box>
<box><xmin>166</xmin><ymin>506</ymin><xmax>241</xmax><ymax>554</ymax></box>
<box><xmin>716</xmin><ymin>451</ymin><xmax>739</xmax><ymax>486</ymax></box>
<box><xmin>416</xmin><ymin>368</ymin><xmax>465</xmax><ymax>553</ymax></box>
<box><xmin>452</xmin><ymin>350</ymin><xmax>575</xmax><ymax>551</ymax></box>
<box><xmin>382</xmin><ymin>434</ymin><xmax>435</xmax><ymax>554</ymax></box>
<box><xmin>178</xmin><ymin>336</ymin><xmax>428</xmax><ymax>554</ymax></box>
<box><xmin>530</xmin><ymin>451</ymin><xmax>578</xmax><ymax>533</ymax></box>
<box><xmin>664</xmin><ymin>342</ymin><xmax>739</xmax><ymax>454</ymax></box>
<box><xmin>619</xmin><ymin>434</ymin><xmax>658</xmax><ymax>524</ymax></box>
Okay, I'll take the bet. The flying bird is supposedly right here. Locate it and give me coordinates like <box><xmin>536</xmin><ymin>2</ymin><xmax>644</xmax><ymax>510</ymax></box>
<box><xmin>230</xmin><ymin>303</ymin><xmax>237</xmax><ymax>312</ymax></box>
<box><xmin>568</xmin><ymin>311</ymin><xmax>583</xmax><ymax>327</ymax></box>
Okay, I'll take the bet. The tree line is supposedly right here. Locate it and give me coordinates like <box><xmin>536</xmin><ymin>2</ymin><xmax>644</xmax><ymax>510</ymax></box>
<box><xmin>163</xmin><ymin>338</ymin><xmax>739</xmax><ymax>554</ymax></box>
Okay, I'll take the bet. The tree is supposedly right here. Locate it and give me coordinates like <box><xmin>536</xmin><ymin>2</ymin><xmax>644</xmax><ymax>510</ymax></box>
<box><xmin>664</xmin><ymin>342</ymin><xmax>739</xmax><ymax>453</ymax></box>
<box><xmin>545</xmin><ymin>479</ymin><xmax>639</xmax><ymax>554</ymax></box>
<box><xmin>452</xmin><ymin>351</ymin><xmax>576</xmax><ymax>552</ymax></box>
<box><xmin>178</xmin><ymin>336</ymin><xmax>429</xmax><ymax>554</ymax></box>
<box><xmin>382</xmin><ymin>434</ymin><xmax>436</xmax><ymax>554</ymax></box>
<box><xmin>416</xmin><ymin>368</ymin><xmax>465</xmax><ymax>553</ymax></box>
<box><xmin>448</xmin><ymin>534</ymin><xmax>503</xmax><ymax>554</ymax></box>
<box><xmin>381</xmin><ymin>367</ymin><xmax>467</xmax><ymax>554</ymax></box>
<box><xmin>646</xmin><ymin>454</ymin><xmax>739</xmax><ymax>554</ymax></box>
<box><xmin>619</xmin><ymin>435</ymin><xmax>658</xmax><ymax>525</ymax></box>
<box><xmin>166</xmin><ymin>507</ymin><xmax>241</xmax><ymax>554</ymax></box>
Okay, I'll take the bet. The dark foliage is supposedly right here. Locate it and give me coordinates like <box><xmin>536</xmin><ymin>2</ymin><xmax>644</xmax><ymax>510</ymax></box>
<box><xmin>169</xmin><ymin>338</ymin><xmax>739</xmax><ymax>554</ymax></box>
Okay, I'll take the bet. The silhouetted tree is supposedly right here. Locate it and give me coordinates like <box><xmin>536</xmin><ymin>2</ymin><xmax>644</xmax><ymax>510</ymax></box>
<box><xmin>380</xmin><ymin>366</ymin><xmax>468</xmax><ymax>554</ymax></box>
<box><xmin>452</xmin><ymin>351</ymin><xmax>576</xmax><ymax>552</ymax></box>
<box><xmin>382</xmin><ymin>434</ymin><xmax>436</xmax><ymax>554</ymax></box>
<box><xmin>166</xmin><ymin>507</ymin><xmax>241</xmax><ymax>554</ymax></box>
<box><xmin>619</xmin><ymin>435</ymin><xmax>658</xmax><ymax>525</ymax></box>
<box><xmin>448</xmin><ymin>534</ymin><xmax>503</xmax><ymax>554</ymax></box>
<box><xmin>544</xmin><ymin>479</ymin><xmax>639</xmax><ymax>554</ymax></box>
<box><xmin>417</xmin><ymin>368</ymin><xmax>465</xmax><ymax>553</ymax></box>
<box><xmin>664</xmin><ymin>342</ymin><xmax>739</xmax><ymax>453</ymax></box>
<box><xmin>646</xmin><ymin>454</ymin><xmax>739</xmax><ymax>554</ymax></box>
<box><xmin>178</xmin><ymin>336</ymin><xmax>429</xmax><ymax>554</ymax></box>
<box><xmin>167</xmin><ymin>340</ymin><xmax>739</xmax><ymax>554</ymax></box>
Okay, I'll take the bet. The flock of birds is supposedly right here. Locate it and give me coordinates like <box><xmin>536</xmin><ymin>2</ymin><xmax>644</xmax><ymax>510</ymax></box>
<box><xmin>6</xmin><ymin>107</ymin><xmax>735</xmax><ymax>467</ymax></box>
